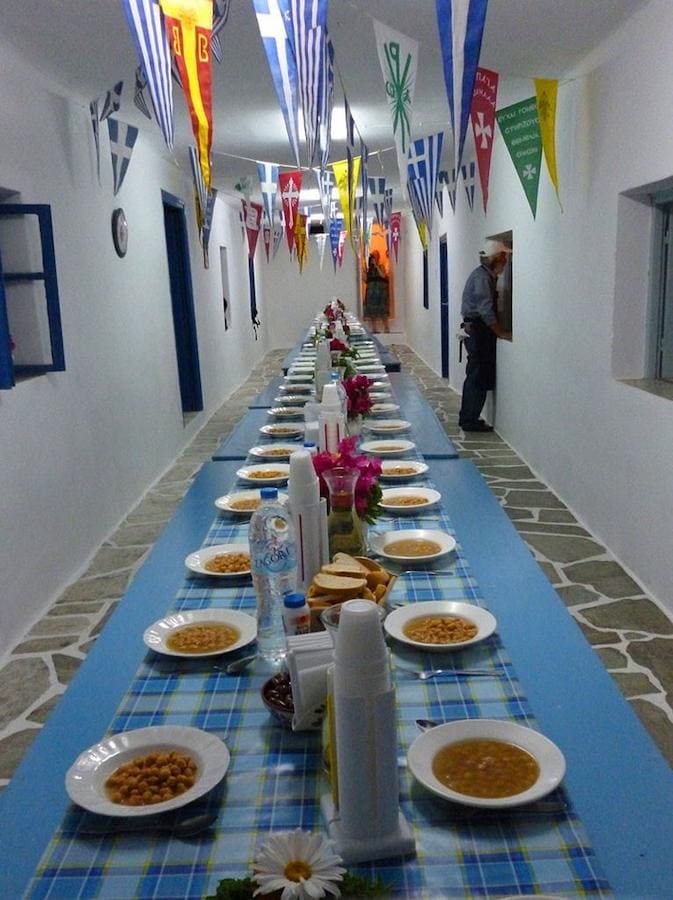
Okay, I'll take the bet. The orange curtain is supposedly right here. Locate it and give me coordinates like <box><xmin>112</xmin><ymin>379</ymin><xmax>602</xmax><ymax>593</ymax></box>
<box><xmin>360</xmin><ymin>223</ymin><xmax>395</xmax><ymax>319</ymax></box>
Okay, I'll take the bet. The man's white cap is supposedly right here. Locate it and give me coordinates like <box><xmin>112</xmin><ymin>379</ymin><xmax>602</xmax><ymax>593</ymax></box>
<box><xmin>480</xmin><ymin>239</ymin><xmax>513</xmax><ymax>258</ymax></box>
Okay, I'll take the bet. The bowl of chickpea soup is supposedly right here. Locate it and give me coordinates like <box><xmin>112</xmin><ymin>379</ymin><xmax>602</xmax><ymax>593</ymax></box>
<box><xmin>185</xmin><ymin>543</ymin><xmax>252</xmax><ymax>577</ymax></box>
<box><xmin>384</xmin><ymin>600</ymin><xmax>496</xmax><ymax>651</ymax></box>
<box><xmin>143</xmin><ymin>609</ymin><xmax>257</xmax><ymax>658</ymax></box>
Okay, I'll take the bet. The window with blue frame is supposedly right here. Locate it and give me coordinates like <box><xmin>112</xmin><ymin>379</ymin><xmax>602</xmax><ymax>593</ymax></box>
<box><xmin>0</xmin><ymin>204</ymin><xmax>65</xmax><ymax>389</ymax></box>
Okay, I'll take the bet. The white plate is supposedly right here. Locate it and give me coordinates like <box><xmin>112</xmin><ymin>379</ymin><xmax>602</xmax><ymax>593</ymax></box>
<box><xmin>236</xmin><ymin>463</ymin><xmax>290</xmax><ymax>484</ymax></box>
<box><xmin>215</xmin><ymin>489</ymin><xmax>288</xmax><ymax>514</ymax></box>
<box><xmin>288</xmin><ymin>365</ymin><xmax>314</xmax><ymax>373</ymax></box>
<box><xmin>370</xmin><ymin>379</ymin><xmax>390</xmax><ymax>388</ymax></box>
<box><xmin>380</xmin><ymin>486</ymin><xmax>441</xmax><ymax>514</ymax></box>
<box><xmin>365</xmin><ymin>418</ymin><xmax>411</xmax><ymax>434</ymax></box>
<box><xmin>369</xmin><ymin>528</ymin><xmax>456</xmax><ymax>562</ymax></box>
<box><xmin>360</xmin><ymin>439</ymin><xmax>416</xmax><ymax>457</ymax></box>
<box><xmin>248</xmin><ymin>445</ymin><xmax>300</xmax><ymax>460</ymax></box>
<box><xmin>66</xmin><ymin>725</ymin><xmax>230</xmax><ymax>817</ymax></box>
<box><xmin>273</xmin><ymin>395</ymin><xmax>308</xmax><ymax>406</ymax></box>
<box><xmin>384</xmin><ymin>600</ymin><xmax>495</xmax><ymax>651</ymax></box>
<box><xmin>369</xmin><ymin>391</ymin><xmax>392</xmax><ymax>401</ymax></box>
<box><xmin>380</xmin><ymin>459</ymin><xmax>429</xmax><ymax>480</ymax></box>
<box><xmin>269</xmin><ymin>407</ymin><xmax>304</xmax><ymax>419</ymax></box>
<box><xmin>185</xmin><ymin>542</ymin><xmax>252</xmax><ymax>577</ymax></box>
<box><xmin>407</xmin><ymin>719</ymin><xmax>566</xmax><ymax>809</ymax></box>
<box><xmin>370</xmin><ymin>402</ymin><xmax>401</xmax><ymax>415</ymax></box>
<box><xmin>280</xmin><ymin>383</ymin><xmax>312</xmax><ymax>394</ymax></box>
<box><xmin>357</xmin><ymin>365</ymin><xmax>386</xmax><ymax>374</ymax></box>
<box><xmin>143</xmin><ymin>609</ymin><xmax>257</xmax><ymax>658</ymax></box>
<box><xmin>286</xmin><ymin>374</ymin><xmax>313</xmax><ymax>382</ymax></box>
<box><xmin>260</xmin><ymin>423</ymin><xmax>305</xmax><ymax>438</ymax></box>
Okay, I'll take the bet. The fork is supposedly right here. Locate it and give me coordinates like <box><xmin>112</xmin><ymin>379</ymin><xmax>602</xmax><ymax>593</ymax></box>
<box><xmin>396</xmin><ymin>666</ymin><xmax>500</xmax><ymax>680</ymax></box>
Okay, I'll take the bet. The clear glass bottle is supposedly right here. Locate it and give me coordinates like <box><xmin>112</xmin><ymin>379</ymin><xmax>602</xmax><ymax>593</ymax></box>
<box><xmin>249</xmin><ymin>486</ymin><xmax>297</xmax><ymax>664</ymax></box>
<box><xmin>322</xmin><ymin>467</ymin><xmax>366</xmax><ymax>558</ymax></box>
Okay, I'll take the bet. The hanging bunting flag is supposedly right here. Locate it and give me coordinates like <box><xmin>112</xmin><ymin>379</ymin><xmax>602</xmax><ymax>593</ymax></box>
<box><xmin>407</xmin><ymin>132</ymin><xmax>444</xmax><ymax>235</ymax></box>
<box><xmin>121</xmin><ymin>0</ymin><xmax>174</xmax><ymax>149</ymax></box>
<box><xmin>89</xmin><ymin>99</ymin><xmax>101</xmax><ymax>185</ymax></box>
<box><xmin>107</xmin><ymin>118</ymin><xmax>139</xmax><ymax>195</ymax></box>
<box><xmin>262</xmin><ymin>219</ymin><xmax>272</xmax><ymax>261</ymax></box>
<box><xmin>314</xmin><ymin>231</ymin><xmax>327</xmax><ymax>270</ymax></box>
<box><xmin>160</xmin><ymin>0</ymin><xmax>214</xmax><ymax>191</ymax></box>
<box><xmin>289</xmin><ymin>0</ymin><xmax>328</xmax><ymax>166</ymax></box>
<box><xmin>189</xmin><ymin>145</ymin><xmax>208</xmax><ymax>234</ymax></box>
<box><xmin>319</xmin><ymin>37</ymin><xmax>335</xmax><ymax>172</ymax></box>
<box><xmin>253</xmin><ymin>0</ymin><xmax>300</xmax><ymax>167</ymax></box>
<box><xmin>390</xmin><ymin>211</ymin><xmax>402</xmax><ymax>263</ymax></box>
<box><xmin>384</xmin><ymin>187</ymin><xmax>393</xmax><ymax>225</ymax></box>
<box><xmin>329</xmin><ymin>216</ymin><xmax>342</xmax><ymax>272</ymax></box>
<box><xmin>99</xmin><ymin>81</ymin><xmax>124</xmax><ymax>121</ymax></box>
<box><xmin>461</xmin><ymin>160</ymin><xmax>476</xmax><ymax>210</ymax></box>
<box><xmin>534</xmin><ymin>77</ymin><xmax>561</xmax><ymax>205</ymax></box>
<box><xmin>257</xmin><ymin>162</ymin><xmax>279</xmax><ymax>227</ymax></box>
<box><xmin>332</xmin><ymin>157</ymin><xmax>359</xmax><ymax>252</ymax></box>
<box><xmin>373</xmin><ymin>19</ymin><xmax>419</xmax><ymax>185</ymax></box>
<box><xmin>407</xmin><ymin>178</ymin><xmax>427</xmax><ymax>249</ymax></box>
<box><xmin>211</xmin><ymin>0</ymin><xmax>231</xmax><ymax>63</ymax></box>
<box><xmin>133</xmin><ymin>66</ymin><xmax>153</xmax><ymax>119</ymax></box>
<box><xmin>469</xmin><ymin>66</ymin><xmax>498</xmax><ymax>213</ymax></box>
<box><xmin>272</xmin><ymin>217</ymin><xmax>284</xmax><ymax>258</ymax></box>
<box><xmin>447</xmin><ymin>167</ymin><xmax>458</xmax><ymax>212</ymax></box>
<box><xmin>368</xmin><ymin>177</ymin><xmax>387</xmax><ymax>225</ymax></box>
<box><xmin>337</xmin><ymin>229</ymin><xmax>346</xmax><ymax>268</ymax></box>
<box><xmin>294</xmin><ymin>212</ymin><xmax>308</xmax><ymax>272</ymax></box>
<box><xmin>234</xmin><ymin>174</ymin><xmax>253</xmax><ymax>198</ymax></box>
<box><xmin>344</xmin><ymin>99</ymin><xmax>358</xmax><ymax>236</ymax></box>
<box><xmin>435</xmin><ymin>170</ymin><xmax>448</xmax><ymax>217</ymax></box>
<box><xmin>242</xmin><ymin>198</ymin><xmax>264</xmax><ymax>258</ymax></box>
<box><xmin>316</xmin><ymin>168</ymin><xmax>335</xmax><ymax>225</ymax></box>
<box><xmin>201</xmin><ymin>188</ymin><xmax>217</xmax><ymax>266</ymax></box>
<box><xmin>435</xmin><ymin>0</ymin><xmax>489</xmax><ymax>176</ymax></box>
<box><xmin>496</xmin><ymin>96</ymin><xmax>543</xmax><ymax>219</ymax></box>
<box><xmin>249</xmin><ymin>256</ymin><xmax>260</xmax><ymax>336</ymax></box>
<box><xmin>278</xmin><ymin>169</ymin><xmax>303</xmax><ymax>251</ymax></box>
<box><xmin>360</xmin><ymin>140</ymin><xmax>369</xmax><ymax>247</ymax></box>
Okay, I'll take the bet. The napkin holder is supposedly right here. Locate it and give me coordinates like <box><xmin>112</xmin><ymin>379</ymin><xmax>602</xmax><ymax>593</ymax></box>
<box><xmin>286</xmin><ymin>632</ymin><xmax>334</xmax><ymax>731</ymax></box>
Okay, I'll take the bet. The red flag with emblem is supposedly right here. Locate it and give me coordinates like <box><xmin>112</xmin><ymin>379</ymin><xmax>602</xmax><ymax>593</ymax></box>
<box><xmin>390</xmin><ymin>211</ymin><xmax>402</xmax><ymax>263</ymax></box>
<box><xmin>470</xmin><ymin>67</ymin><xmax>499</xmax><ymax>214</ymax></box>
<box><xmin>279</xmin><ymin>170</ymin><xmax>303</xmax><ymax>253</ymax></box>
<box><xmin>242</xmin><ymin>199</ymin><xmax>263</xmax><ymax>259</ymax></box>
<box><xmin>262</xmin><ymin>220</ymin><xmax>272</xmax><ymax>262</ymax></box>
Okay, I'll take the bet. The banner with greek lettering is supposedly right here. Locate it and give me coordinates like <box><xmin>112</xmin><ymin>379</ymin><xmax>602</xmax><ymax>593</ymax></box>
<box><xmin>279</xmin><ymin>169</ymin><xmax>303</xmax><ymax>251</ymax></box>
<box><xmin>534</xmin><ymin>78</ymin><xmax>561</xmax><ymax>205</ymax></box>
<box><xmin>496</xmin><ymin>96</ymin><xmax>542</xmax><ymax>219</ymax></box>
<box><xmin>470</xmin><ymin>66</ymin><xmax>498</xmax><ymax>213</ymax></box>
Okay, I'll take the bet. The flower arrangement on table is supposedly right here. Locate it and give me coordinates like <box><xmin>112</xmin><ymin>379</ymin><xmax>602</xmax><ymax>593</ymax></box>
<box><xmin>205</xmin><ymin>828</ymin><xmax>391</xmax><ymax>898</ymax></box>
<box><xmin>313</xmin><ymin>436</ymin><xmax>382</xmax><ymax>523</ymax></box>
<box><xmin>329</xmin><ymin>338</ymin><xmax>358</xmax><ymax>377</ymax></box>
<box><xmin>341</xmin><ymin>374</ymin><xmax>373</xmax><ymax>423</ymax></box>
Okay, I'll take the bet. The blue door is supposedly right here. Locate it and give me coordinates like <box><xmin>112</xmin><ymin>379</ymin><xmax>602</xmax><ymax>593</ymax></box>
<box><xmin>439</xmin><ymin>235</ymin><xmax>449</xmax><ymax>378</ymax></box>
<box><xmin>162</xmin><ymin>192</ymin><xmax>203</xmax><ymax>413</ymax></box>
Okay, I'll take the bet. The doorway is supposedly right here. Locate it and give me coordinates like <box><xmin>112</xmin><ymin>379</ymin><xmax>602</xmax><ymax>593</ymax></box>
<box><xmin>162</xmin><ymin>191</ymin><xmax>203</xmax><ymax>414</ymax></box>
<box><xmin>439</xmin><ymin>235</ymin><xmax>449</xmax><ymax>378</ymax></box>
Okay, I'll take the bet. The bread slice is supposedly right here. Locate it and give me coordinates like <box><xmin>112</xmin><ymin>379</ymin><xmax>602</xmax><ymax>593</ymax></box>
<box><xmin>330</xmin><ymin>553</ymin><xmax>370</xmax><ymax>575</ymax></box>
<box><xmin>311</xmin><ymin>572</ymin><xmax>367</xmax><ymax>596</ymax></box>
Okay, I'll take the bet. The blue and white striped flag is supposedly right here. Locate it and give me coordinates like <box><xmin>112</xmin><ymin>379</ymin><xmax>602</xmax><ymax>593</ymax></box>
<box><xmin>99</xmin><ymin>81</ymin><xmax>123</xmax><ymax>121</ymax></box>
<box><xmin>319</xmin><ymin>37</ymin><xmax>334</xmax><ymax>172</ymax></box>
<box><xmin>461</xmin><ymin>160</ymin><xmax>476</xmax><ymax>210</ymax></box>
<box><xmin>407</xmin><ymin>132</ymin><xmax>444</xmax><ymax>234</ymax></box>
<box><xmin>107</xmin><ymin>118</ymin><xmax>139</xmax><ymax>196</ymax></box>
<box><xmin>435</xmin><ymin>0</ymin><xmax>489</xmax><ymax>175</ymax></box>
<box><xmin>89</xmin><ymin>99</ymin><xmax>101</xmax><ymax>185</ymax></box>
<box><xmin>447</xmin><ymin>167</ymin><xmax>458</xmax><ymax>213</ymax></box>
<box><xmin>384</xmin><ymin>186</ymin><xmax>393</xmax><ymax>225</ymax></box>
<box><xmin>253</xmin><ymin>0</ymin><xmax>300</xmax><ymax>167</ymax></box>
<box><xmin>289</xmin><ymin>0</ymin><xmax>328</xmax><ymax>167</ymax></box>
<box><xmin>257</xmin><ymin>162</ymin><xmax>279</xmax><ymax>227</ymax></box>
<box><xmin>189</xmin><ymin>146</ymin><xmax>208</xmax><ymax>230</ymax></box>
<box><xmin>345</xmin><ymin>97</ymin><xmax>358</xmax><ymax>224</ymax></box>
<box><xmin>360</xmin><ymin>140</ymin><xmax>369</xmax><ymax>243</ymax></box>
<box><xmin>368</xmin><ymin>177</ymin><xmax>386</xmax><ymax>225</ymax></box>
<box><xmin>133</xmin><ymin>67</ymin><xmax>152</xmax><ymax>119</ymax></box>
<box><xmin>211</xmin><ymin>0</ymin><xmax>231</xmax><ymax>64</ymax></box>
<box><xmin>121</xmin><ymin>0</ymin><xmax>174</xmax><ymax>149</ymax></box>
<box><xmin>316</xmin><ymin>167</ymin><xmax>334</xmax><ymax>224</ymax></box>
<box><xmin>436</xmin><ymin>170</ymin><xmax>448</xmax><ymax>217</ymax></box>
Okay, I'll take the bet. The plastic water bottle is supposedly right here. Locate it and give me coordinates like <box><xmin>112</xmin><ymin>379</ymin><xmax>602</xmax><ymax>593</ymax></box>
<box><xmin>249</xmin><ymin>487</ymin><xmax>298</xmax><ymax>664</ymax></box>
<box><xmin>330</xmin><ymin>371</ymin><xmax>348</xmax><ymax>418</ymax></box>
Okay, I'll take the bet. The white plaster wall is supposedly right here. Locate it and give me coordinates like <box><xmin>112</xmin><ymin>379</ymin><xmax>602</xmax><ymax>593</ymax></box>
<box><xmin>406</xmin><ymin>0</ymin><xmax>673</xmax><ymax>610</ymax></box>
<box><xmin>0</xmin><ymin>42</ymin><xmax>264</xmax><ymax>655</ymax></box>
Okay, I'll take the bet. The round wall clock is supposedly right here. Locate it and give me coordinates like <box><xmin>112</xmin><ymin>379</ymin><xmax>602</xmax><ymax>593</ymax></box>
<box><xmin>111</xmin><ymin>208</ymin><xmax>128</xmax><ymax>258</ymax></box>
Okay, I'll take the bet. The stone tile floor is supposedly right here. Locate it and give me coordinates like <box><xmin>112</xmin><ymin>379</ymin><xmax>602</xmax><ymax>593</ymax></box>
<box><xmin>1</xmin><ymin>345</ymin><xmax>672</xmax><ymax>796</ymax></box>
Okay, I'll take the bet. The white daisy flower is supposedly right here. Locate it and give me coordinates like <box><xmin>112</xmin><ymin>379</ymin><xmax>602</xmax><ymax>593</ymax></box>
<box><xmin>252</xmin><ymin>828</ymin><xmax>346</xmax><ymax>900</ymax></box>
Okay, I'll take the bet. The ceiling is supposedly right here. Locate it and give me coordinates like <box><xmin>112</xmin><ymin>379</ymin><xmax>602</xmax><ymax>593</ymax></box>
<box><xmin>0</xmin><ymin>0</ymin><xmax>647</xmax><ymax>204</ymax></box>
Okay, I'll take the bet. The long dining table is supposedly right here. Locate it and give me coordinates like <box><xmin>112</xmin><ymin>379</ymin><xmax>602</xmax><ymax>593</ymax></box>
<box><xmin>3</xmin><ymin>344</ymin><xmax>673</xmax><ymax>899</ymax></box>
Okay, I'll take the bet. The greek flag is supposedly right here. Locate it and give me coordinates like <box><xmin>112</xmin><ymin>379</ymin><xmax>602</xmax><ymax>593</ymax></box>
<box><xmin>447</xmin><ymin>167</ymin><xmax>458</xmax><ymax>213</ymax></box>
<box><xmin>107</xmin><ymin>118</ymin><xmax>139</xmax><ymax>196</ymax></box>
<box><xmin>319</xmin><ymin>37</ymin><xmax>334</xmax><ymax>171</ymax></box>
<box><xmin>189</xmin><ymin>146</ymin><xmax>208</xmax><ymax>229</ymax></box>
<box><xmin>316</xmin><ymin>167</ymin><xmax>334</xmax><ymax>224</ymax></box>
<box><xmin>89</xmin><ymin>99</ymin><xmax>101</xmax><ymax>185</ymax></box>
<box><xmin>436</xmin><ymin>170</ymin><xmax>448</xmax><ymax>217</ymax></box>
<box><xmin>407</xmin><ymin>132</ymin><xmax>444</xmax><ymax>234</ymax></box>
<box><xmin>407</xmin><ymin>177</ymin><xmax>425</xmax><ymax>232</ymax></box>
<box><xmin>211</xmin><ymin>0</ymin><xmax>231</xmax><ymax>63</ymax></box>
<box><xmin>360</xmin><ymin>140</ymin><xmax>369</xmax><ymax>241</ymax></box>
<box><xmin>384</xmin><ymin>187</ymin><xmax>393</xmax><ymax>225</ymax></box>
<box><xmin>435</xmin><ymin>0</ymin><xmax>489</xmax><ymax>174</ymax></box>
<box><xmin>289</xmin><ymin>0</ymin><xmax>328</xmax><ymax>166</ymax></box>
<box><xmin>462</xmin><ymin>160</ymin><xmax>476</xmax><ymax>210</ymax></box>
<box><xmin>368</xmin><ymin>177</ymin><xmax>386</xmax><ymax>225</ymax></box>
<box><xmin>121</xmin><ymin>0</ymin><xmax>174</xmax><ymax>149</ymax></box>
<box><xmin>99</xmin><ymin>81</ymin><xmax>123</xmax><ymax>121</ymax></box>
<box><xmin>345</xmin><ymin>97</ymin><xmax>357</xmax><ymax>224</ymax></box>
<box><xmin>253</xmin><ymin>0</ymin><xmax>300</xmax><ymax>167</ymax></box>
<box><xmin>257</xmin><ymin>162</ymin><xmax>279</xmax><ymax>227</ymax></box>
<box><xmin>133</xmin><ymin>67</ymin><xmax>152</xmax><ymax>119</ymax></box>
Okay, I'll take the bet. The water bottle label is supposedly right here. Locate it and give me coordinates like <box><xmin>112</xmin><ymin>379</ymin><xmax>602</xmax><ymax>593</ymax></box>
<box><xmin>251</xmin><ymin>538</ymin><xmax>297</xmax><ymax>574</ymax></box>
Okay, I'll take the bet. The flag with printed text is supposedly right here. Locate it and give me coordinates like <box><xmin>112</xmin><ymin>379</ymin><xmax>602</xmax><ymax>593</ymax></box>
<box><xmin>497</xmin><ymin>96</ymin><xmax>542</xmax><ymax>218</ymax></box>
<box><xmin>470</xmin><ymin>66</ymin><xmax>498</xmax><ymax>213</ymax></box>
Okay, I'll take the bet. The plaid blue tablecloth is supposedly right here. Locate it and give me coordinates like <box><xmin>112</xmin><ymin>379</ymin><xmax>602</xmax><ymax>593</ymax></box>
<box><xmin>27</xmin><ymin>468</ymin><xmax>612</xmax><ymax>899</ymax></box>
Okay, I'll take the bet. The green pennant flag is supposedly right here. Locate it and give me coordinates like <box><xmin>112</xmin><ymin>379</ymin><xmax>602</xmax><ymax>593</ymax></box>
<box><xmin>496</xmin><ymin>97</ymin><xmax>543</xmax><ymax>219</ymax></box>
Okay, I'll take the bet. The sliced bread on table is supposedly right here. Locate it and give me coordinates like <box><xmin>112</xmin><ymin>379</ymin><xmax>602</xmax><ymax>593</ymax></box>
<box><xmin>310</xmin><ymin>572</ymin><xmax>368</xmax><ymax>596</ymax></box>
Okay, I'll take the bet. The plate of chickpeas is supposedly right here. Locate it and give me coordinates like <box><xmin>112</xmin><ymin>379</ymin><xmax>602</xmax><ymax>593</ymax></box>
<box><xmin>384</xmin><ymin>601</ymin><xmax>497</xmax><ymax>652</ymax></box>
<box><xmin>65</xmin><ymin>725</ymin><xmax>230</xmax><ymax>816</ymax></box>
<box><xmin>185</xmin><ymin>543</ymin><xmax>252</xmax><ymax>578</ymax></box>
<box><xmin>143</xmin><ymin>609</ymin><xmax>256</xmax><ymax>657</ymax></box>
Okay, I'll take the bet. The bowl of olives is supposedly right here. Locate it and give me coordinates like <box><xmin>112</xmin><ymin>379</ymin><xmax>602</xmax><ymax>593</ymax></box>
<box><xmin>261</xmin><ymin>671</ymin><xmax>294</xmax><ymax>728</ymax></box>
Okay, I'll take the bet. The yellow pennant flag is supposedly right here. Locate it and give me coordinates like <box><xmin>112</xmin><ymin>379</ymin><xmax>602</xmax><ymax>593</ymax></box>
<box><xmin>161</xmin><ymin>0</ymin><xmax>213</xmax><ymax>191</ymax></box>
<box><xmin>294</xmin><ymin>214</ymin><xmax>308</xmax><ymax>273</ymax></box>
<box><xmin>332</xmin><ymin>156</ymin><xmax>360</xmax><ymax>252</ymax></box>
<box><xmin>534</xmin><ymin>78</ymin><xmax>561</xmax><ymax>206</ymax></box>
<box><xmin>418</xmin><ymin>220</ymin><xmax>427</xmax><ymax>252</ymax></box>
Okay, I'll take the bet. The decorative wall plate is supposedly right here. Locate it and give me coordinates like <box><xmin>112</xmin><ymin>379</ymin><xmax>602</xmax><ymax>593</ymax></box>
<box><xmin>111</xmin><ymin>208</ymin><xmax>128</xmax><ymax>258</ymax></box>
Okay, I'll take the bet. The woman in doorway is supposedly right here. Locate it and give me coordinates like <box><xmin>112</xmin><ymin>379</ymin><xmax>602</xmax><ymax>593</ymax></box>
<box><xmin>363</xmin><ymin>250</ymin><xmax>389</xmax><ymax>333</ymax></box>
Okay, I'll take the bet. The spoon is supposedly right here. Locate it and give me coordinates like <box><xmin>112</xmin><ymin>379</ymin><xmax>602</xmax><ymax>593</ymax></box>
<box><xmin>78</xmin><ymin>811</ymin><xmax>218</xmax><ymax>837</ymax></box>
<box><xmin>216</xmin><ymin>654</ymin><xmax>257</xmax><ymax>674</ymax></box>
<box><xmin>398</xmin><ymin>666</ymin><xmax>500</xmax><ymax>680</ymax></box>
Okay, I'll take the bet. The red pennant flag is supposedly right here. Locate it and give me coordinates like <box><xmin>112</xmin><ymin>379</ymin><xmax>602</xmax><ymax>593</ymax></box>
<box><xmin>262</xmin><ymin>221</ymin><xmax>271</xmax><ymax>262</ymax></box>
<box><xmin>470</xmin><ymin>67</ymin><xmax>499</xmax><ymax>214</ymax></box>
<box><xmin>279</xmin><ymin>170</ymin><xmax>303</xmax><ymax>252</ymax></box>
<box><xmin>242</xmin><ymin>199</ymin><xmax>263</xmax><ymax>259</ymax></box>
<box><xmin>390</xmin><ymin>211</ymin><xmax>402</xmax><ymax>263</ymax></box>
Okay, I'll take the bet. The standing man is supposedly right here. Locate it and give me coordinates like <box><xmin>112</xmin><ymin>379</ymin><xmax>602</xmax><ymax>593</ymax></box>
<box><xmin>458</xmin><ymin>239</ymin><xmax>512</xmax><ymax>432</ymax></box>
